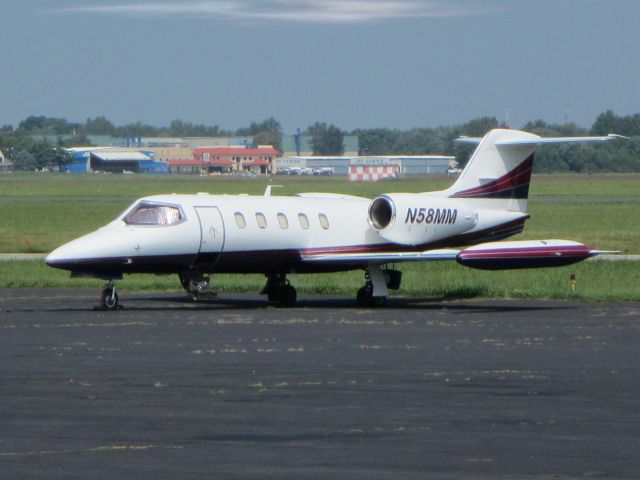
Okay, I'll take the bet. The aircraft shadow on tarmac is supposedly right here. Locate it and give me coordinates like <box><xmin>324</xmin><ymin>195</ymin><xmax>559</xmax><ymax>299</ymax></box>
<box><xmin>1</xmin><ymin>288</ymin><xmax>576</xmax><ymax>314</ymax></box>
<box><xmin>84</xmin><ymin>293</ymin><xmax>577</xmax><ymax>314</ymax></box>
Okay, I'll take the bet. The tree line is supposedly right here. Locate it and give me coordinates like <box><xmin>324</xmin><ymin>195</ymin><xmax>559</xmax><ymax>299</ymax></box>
<box><xmin>1</xmin><ymin>111</ymin><xmax>639</xmax><ymax>172</ymax></box>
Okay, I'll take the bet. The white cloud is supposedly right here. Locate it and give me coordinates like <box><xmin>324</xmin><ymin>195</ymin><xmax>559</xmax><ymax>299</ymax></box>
<box><xmin>56</xmin><ymin>0</ymin><xmax>479</xmax><ymax>25</ymax></box>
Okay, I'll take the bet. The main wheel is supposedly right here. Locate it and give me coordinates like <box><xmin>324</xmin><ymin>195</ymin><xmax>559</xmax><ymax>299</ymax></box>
<box><xmin>101</xmin><ymin>287</ymin><xmax>119</xmax><ymax>310</ymax></box>
<box><xmin>357</xmin><ymin>286</ymin><xmax>372</xmax><ymax>307</ymax></box>
<box><xmin>278</xmin><ymin>284</ymin><xmax>297</xmax><ymax>307</ymax></box>
<box><xmin>356</xmin><ymin>287</ymin><xmax>386</xmax><ymax>308</ymax></box>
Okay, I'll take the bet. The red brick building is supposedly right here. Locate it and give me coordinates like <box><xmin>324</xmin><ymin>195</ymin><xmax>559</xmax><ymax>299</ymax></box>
<box><xmin>180</xmin><ymin>146</ymin><xmax>278</xmax><ymax>175</ymax></box>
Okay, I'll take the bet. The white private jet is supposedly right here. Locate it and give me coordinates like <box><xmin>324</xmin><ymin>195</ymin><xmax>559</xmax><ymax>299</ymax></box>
<box><xmin>46</xmin><ymin>128</ymin><xmax>622</xmax><ymax>310</ymax></box>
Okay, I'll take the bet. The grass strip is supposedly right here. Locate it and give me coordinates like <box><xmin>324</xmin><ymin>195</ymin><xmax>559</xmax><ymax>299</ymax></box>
<box><xmin>2</xmin><ymin>260</ymin><xmax>638</xmax><ymax>302</ymax></box>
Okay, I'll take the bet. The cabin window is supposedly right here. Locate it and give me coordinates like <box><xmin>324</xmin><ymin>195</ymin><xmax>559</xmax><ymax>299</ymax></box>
<box><xmin>124</xmin><ymin>203</ymin><xmax>182</xmax><ymax>226</ymax></box>
<box><xmin>319</xmin><ymin>213</ymin><xmax>330</xmax><ymax>230</ymax></box>
<box><xmin>277</xmin><ymin>213</ymin><xmax>289</xmax><ymax>229</ymax></box>
<box><xmin>234</xmin><ymin>212</ymin><xmax>246</xmax><ymax>229</ymax></box>
<box><xmin>298</xmin><ymin>213</ymin><xmax>310</xmax><ymax>230</ymax></box>
<box><xmin>256</xmin><ymin>212</ymin><xmax>267</xmax><ymax>229</ymax></box>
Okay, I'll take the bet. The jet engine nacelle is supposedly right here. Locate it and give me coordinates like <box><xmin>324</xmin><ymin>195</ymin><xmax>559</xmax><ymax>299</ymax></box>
<box><xmin>368</xmin><ymin>194</ymin><xmax>477</xmax><ymax>246</ymax></box>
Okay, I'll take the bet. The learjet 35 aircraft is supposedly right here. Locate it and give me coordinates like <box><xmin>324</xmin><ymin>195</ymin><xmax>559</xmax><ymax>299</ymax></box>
<box><xmin>46</xmin><ymin>128</ymin><xmax>622</xmax><ymax>310</ymax></box>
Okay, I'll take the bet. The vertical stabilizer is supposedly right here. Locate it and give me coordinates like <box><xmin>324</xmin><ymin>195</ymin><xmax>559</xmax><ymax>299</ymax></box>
<box><xmin>446</xmin><ymin>129</ymin><xmax>539</xmax><ymax>213</ymax></box>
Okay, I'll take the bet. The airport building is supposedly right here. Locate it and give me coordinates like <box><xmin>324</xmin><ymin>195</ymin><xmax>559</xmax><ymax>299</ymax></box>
<box><xmin>65</xmin><ymin>148</ymin><xmax>168</xmax><ymax>174</ymax></box>
<box><xmin>275</xmin><ymin>155</ymin><xmax>456</xmax><ymax>178</ymax></box>
<box><xmin>168</xmin><ymin>146</ymin><xmax>279</xmax><ymax>175</ymax></box>
<box><xmin>56</xmin><ymin>133</ymin><xmax>454</xmax><ymax>178</ymax></box>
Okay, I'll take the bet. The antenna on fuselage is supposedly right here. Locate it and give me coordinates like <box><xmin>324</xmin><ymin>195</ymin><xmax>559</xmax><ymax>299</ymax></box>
<box><xmin>264</xmin><ymin>185</ymin><xmax>283</xmax><ymax>197</ymax></box>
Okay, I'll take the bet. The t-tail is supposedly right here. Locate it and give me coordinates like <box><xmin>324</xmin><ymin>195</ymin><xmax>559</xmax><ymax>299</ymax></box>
<box><xmin>444</xmin><ymin>128</ymin><xmax>623</xmax><ymax>214</ymax></box>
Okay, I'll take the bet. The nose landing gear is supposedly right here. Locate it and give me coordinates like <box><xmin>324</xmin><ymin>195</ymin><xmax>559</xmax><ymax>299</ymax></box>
<box><xmin>100</xmin><ymin>280</ymin><xmax>120</xmax><ymax>310</ymax></box>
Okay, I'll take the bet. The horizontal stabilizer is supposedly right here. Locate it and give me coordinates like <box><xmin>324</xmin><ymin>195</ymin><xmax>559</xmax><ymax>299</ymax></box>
<box><xmin>455</xmin><ymin>133</ymin><xmax>625</xmax><ymax>146</ymax></box>
<box><xmin>495</xmin><ymin>134</ymin><xmax>626</xmax><ymax>146</ymax></box>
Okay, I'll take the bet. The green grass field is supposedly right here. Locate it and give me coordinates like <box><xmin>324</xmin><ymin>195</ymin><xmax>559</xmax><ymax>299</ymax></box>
<box><xmin>1</xmin><ymin>172</ymin><xmax>638</xmax><ymax>301</ymax></box>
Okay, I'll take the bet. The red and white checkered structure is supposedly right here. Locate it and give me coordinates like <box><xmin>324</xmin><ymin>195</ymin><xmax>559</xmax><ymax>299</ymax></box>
<box><xmin>348</xmin><ymin>165</ymin><xmax>399</xmax><ymax>182</ymax></box>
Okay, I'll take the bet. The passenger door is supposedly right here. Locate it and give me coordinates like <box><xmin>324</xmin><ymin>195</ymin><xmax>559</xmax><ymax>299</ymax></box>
<box><xmin>194</xmin><ymin>206</ymin><xmax>225</xmax><ymax>268</ymax></box>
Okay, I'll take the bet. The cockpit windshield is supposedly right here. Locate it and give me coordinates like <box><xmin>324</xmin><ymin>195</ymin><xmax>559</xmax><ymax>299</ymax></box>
<box><xmin>124</xmin><ymin>203</ymin><xmax>183</xmax><ymax>226</ymax></box>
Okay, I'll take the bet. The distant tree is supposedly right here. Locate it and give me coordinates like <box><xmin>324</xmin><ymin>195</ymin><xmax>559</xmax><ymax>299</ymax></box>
<box><xmin>522</xmin><ymin>120</ymin><xmax>587</xmax><ymax>138</ymax></box>
<box><xmin>17</xmin><ymin>116</ymin><xmax>79</xmax><ymax>135</ymax></box>
<box><xmin>236</xmin><ymin>117</ymin><xmax>283</xmax><ymax>151</ymax></box>
<box><xmin>5</xmin><ymin>111</ymin><xmax>640</xmax><ymax>173</ymax></box>
<box><xmin>84</xmin><ymin>116</ymin><xmax>115</xmax><ymax>135</ymax></box>
<box><xmin>307</xmin><ymin>122</ymin><xmax>344</xmax><ymax>156</ymax></box>
<box><xmin>59</xmin><ymin>133</ymin><xmax>92</xmax><ymax>147</ymax></box>
<box><xmin>114</xmin><ymin>122</ymin><xmax>160</xmax><ymax>138</ymax></box>
<box><xmin>591</xmin><ymin>110</ymin><xmax>640</xmax><ymax>137</ymax></box>
<box><xmin>167</xmin><ymin>120</ymin><xmax>190</xmax><ymax>136</ymax></box>
<box><xmin>353</xmin><ymin>128</ymin><xmax>398</xmax><ymax>155</ymax></box>
<box><xmin>591</xmin><ymin>110</ymin><xmax>620</xmax><ymax>136</ymax></box>
<box><xmin>17</xmin><ymin>116</ymin><xmax>49</xmax><ymax>132</ymax></box>
<box><xmin>29</xmin><ymin>140</ymin><xmax>72</xmax><ymax>169</ymax></box>
<box><xmin>459</xmin><ymin>116</ymin><xmax>500</xmax><ymax>137</ymax></box>
<box><xmin>12</xmin><ymin>149</ymin><xmax>38</xmax><ymax>170</ymax></box>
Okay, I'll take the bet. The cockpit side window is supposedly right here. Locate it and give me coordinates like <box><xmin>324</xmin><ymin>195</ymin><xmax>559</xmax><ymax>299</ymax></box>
<box><xmin>124</xmin><ymin>203</ymin><xmax>183</xmax><ymax>226</ymax></box>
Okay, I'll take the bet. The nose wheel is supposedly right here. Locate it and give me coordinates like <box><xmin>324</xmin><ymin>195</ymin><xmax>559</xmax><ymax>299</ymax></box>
<box><xmin>100</xmin><ymin>280</ymin><xmax>120</xmax><ymax>310</ymax></box>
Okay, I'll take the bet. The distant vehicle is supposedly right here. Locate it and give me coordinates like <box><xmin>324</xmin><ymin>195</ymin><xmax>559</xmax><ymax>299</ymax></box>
<box><xmin>314</xmin><ymin>167</ymin><xmax>334</xmax><ymax>176</ymax></box>
<box><xmin>447</xmin><ymin>166</ymin><xmax>462</xmax><ymax>176</ymax></box>
<box><xmin>46</xmin><ymin>128</ymin><xmax>622</xmax><ymax>310</ymax></box>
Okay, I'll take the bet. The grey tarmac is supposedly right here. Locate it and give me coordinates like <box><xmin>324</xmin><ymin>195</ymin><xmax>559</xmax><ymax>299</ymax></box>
<box><xmin>1</xmin><ymin>288</ymin><xmax>639</xmax><ymax>479</ymax></box>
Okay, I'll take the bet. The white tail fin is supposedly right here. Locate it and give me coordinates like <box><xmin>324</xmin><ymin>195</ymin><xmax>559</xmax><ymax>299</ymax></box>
<box><xmin>446</xmin><ymin>129</ymin><xmax>538</xmax><ymax>213</ymax></box>
<box><xmin>445</xmin><ymin>129</ymin><xmax>620</xmax><ymax>213</ymax></box>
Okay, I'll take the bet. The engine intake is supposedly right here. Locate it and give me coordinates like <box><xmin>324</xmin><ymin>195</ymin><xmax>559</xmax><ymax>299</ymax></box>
<box><xmin>369</xmin><ymin>196</ymin><xmax>395</xmax><ymax>230</ymax></box>
<box><xmin>368</xmin><ymin>194</ymin><xmax>476</xmax><ymax>246</ymax></box>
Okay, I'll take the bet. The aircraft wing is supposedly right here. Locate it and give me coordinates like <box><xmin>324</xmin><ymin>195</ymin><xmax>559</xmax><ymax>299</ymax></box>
<box><xmin>301</xmin><ymin>240</ymin><xmax>619</xmax><ymax>268</ymax></box>
<box><xmin>301</xmin><ymin>249</ymin><xmax>460</xmax><ymax>264</ymax></box>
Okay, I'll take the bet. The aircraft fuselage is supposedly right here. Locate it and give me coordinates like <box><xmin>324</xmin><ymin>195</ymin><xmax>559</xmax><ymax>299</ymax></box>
<box><xmin>46</xmin><ymin>192</ymin><xmax>502</xmax><ymax>278</ymax></box>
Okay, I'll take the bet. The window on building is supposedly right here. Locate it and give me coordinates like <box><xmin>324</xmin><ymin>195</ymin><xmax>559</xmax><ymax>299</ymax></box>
<box><xmin>319</xmin><ymin>213</ymin><xmax>330</xmax><ymax>230</ymax></box>
<box><xmin>124</xmin><ymin>203</ymin><xmax>183</xmax><ymax>226</ymax></box>
<box><xmin>277</xmin><ymin>213</ymin><xmax>289</xmax><ymax>229</ymax></box>
<box><xmin>234</xmin><ymin>212</ymin><xmax>246</xmax><ymax>229</ymax></box>
<box><xmin>298</xmin><ymin>213</ymin><xmax>310</xmax><ymax>230</ymax></box>
<box><xmin>256</xmin><ymin>213</ymin><xmax>267</xmax><ymax>229</ymax></box>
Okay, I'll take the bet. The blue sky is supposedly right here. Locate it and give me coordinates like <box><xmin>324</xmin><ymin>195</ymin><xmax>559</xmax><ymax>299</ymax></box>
<box><xmin>1</xmin><ymin>0</ymin><xmax>638</xmax><ymax>133</ymax></box>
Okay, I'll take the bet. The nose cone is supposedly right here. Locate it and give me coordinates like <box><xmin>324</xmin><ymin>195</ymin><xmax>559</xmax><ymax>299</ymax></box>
<box><xmin>45</xmin><ymin>242</ymin><xmax>79</xmax><ymax>271</ymax></box>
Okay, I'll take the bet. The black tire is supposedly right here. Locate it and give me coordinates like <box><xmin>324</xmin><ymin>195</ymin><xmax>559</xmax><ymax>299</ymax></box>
<box><xmin>357</xmin><ymin>286</ymin><xmax>372</xmax><ymax>307</ymax></box>
<box><xmin>357</xmin><ymin>286</ymin><xmax>386</xmax><ymax>308</ymax></box>
<box><xmin>101</xmin><ymin>287</ymin><xmax>119</xmax><ymax>310</ymax></box>
<box><xmin>278</xmin><ymin>285</ymin><xmax>297</xmax><ymax>307</ymax></box>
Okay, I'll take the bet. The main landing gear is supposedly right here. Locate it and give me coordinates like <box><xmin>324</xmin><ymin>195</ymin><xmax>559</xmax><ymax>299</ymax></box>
<box><xmin>100</xmin><ymin>279</ymin><xmax>120</xmax><ymax>310</ymax></box>
<box><xmin>356</xmin><ymin>264</ymin><xmax>402</xmax><ymax>308</ymax></box>
<box><xmin>262</xmin><ymin>273</ymin><xmax>297</xmax><ymax>307</ymax></box>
